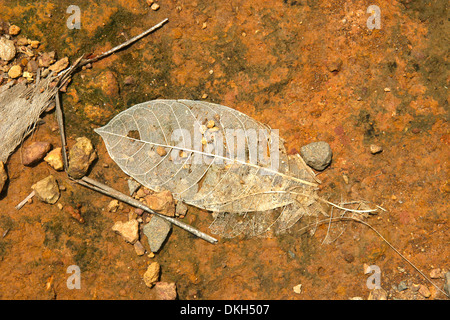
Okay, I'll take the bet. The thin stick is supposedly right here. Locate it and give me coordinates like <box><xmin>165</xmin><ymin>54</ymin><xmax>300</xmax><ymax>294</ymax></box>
<box><xmin>78</xmin><ymin>18</ymin><xmax>169</xmax><ymax>68</ymax></box>
<box><xmin>55</xmin><ymin>92</ymin><xmax>68</xmax><ymax>172</ymax></box>
<box><xmin>296</xmin><ymin>216</ymin><xmax>449</xmax><ymax>298</ymax></box>
<box><xmin>15</xmin><ymin>190</ymin><xmax>35</xmax><ymax>210</ymax></box>
<box><xmin>76</xmin><ymin>176</ymin><xmax>218</xmax><ymax>244</ymax></box>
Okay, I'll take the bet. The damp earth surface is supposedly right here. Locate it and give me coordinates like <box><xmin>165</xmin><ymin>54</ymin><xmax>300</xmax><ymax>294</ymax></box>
<box><xmin>0</xmin><ymin>0</ymin><xmax>448</xmax><ymax>299</ymax></box>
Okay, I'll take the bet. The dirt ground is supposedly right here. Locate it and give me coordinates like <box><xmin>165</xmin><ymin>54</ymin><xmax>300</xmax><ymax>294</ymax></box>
<box><xmin>0</xmin><ymin>0</ymin><xmax>448</xmax><ymax>300</ymax></box>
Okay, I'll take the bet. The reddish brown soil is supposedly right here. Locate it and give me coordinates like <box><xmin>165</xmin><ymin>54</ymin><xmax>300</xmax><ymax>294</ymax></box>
<box><xmin>0</xmin><ymin>0</ymin><xmax>448</xmax><ymax>300</ymax></box>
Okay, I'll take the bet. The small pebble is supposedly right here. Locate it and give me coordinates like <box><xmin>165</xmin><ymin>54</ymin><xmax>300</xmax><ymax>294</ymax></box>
<box><xmin>67</xmin><ymin>136</ymin><xmax>97</xmax><ymax>179</ymax></box>
<box><xmin>144</xmin><ymin>190</ymin><xmax>175</xmax><ymax>216</ymax></box>
<box><xmin>31</xmin><ymin>175</ymin><xmax>60</xmax><ymax>204</ymax></box>
<box><xmin>300</xmin><ymin>141</ymin><xmax>332</xmax><ymax>171</ymax></box>
<box><xmin>156</xmin><ymin>146</ymin><xmax>167</xmax><ymax>156</ymax></box>
<box><xmin>175</xmin><ymin>201</ymin><xmax>188</xmax><ymax>217</ymax></box>
<box><xmin>429</xmin><ymin>268</ymin><xmax>443</xmax><ymax>279</ymax></box>
<box><xmin>38</xmin><ymin>51</ymin><xmax>56</xmax><ymax>68</ymax></box>
<box><xmin>206</xmin><ymin>120</ymin><xmax>215</xmax><ymax>128</ymax></box>
<box><xmin>384</xmin><ymin>87</ymin><xmax>391</xmax><ymax>92</ymax></box>
<box><xmin>107</xmin><ymin>199</ymin><xmax>120</xmax><ymax>213</ymax></box>
<box><xmin>112</xmin><ymin>219</ymin><xmax>139</xmax><ymax>244</ymax></box>
<box><xmin>8</xmin><ymin>65</ymin><xmax>22</xmax><ymax>78</ymax></box>
<box><xmin>133</xmin><ymin>241</ymin><xmax>146</xmax><ymax>256</ymax></box>
<box><xmin>326</xmin><ymin>58</ymin><xmax>343</xmax><ymax>72</ymax></box>
<box><xmin>418</xmin><ymin>285</ymin><xmax>431</xmax><ymax>298</ymax></box>
<box><xmin>151</xmin><ymin>3</ymin><xmax>160</xmax><ymax>11</ymax></box>
<box><xmin>22</xmin><ymin>141</ymin><xmax>52</xmax><ymax>166</ymax></box>
<box><xmin>370</xmin><ymin>144</ymin><xmax>383</xmax><ymax>154</ymax></box>
<box><xmin>293</xmin><ymin>284</ymin><xmax>302</xmax><ymax>294</ymax></box>
<box><xmin>17</xmin><ymin>37</ymin><xmax>28</xmax><ymax>46</ymax></box>
<box><xmin>143</xmin><ymin>262</ymin><xmax>160</xmax><ymax>287</ymax></box>
<box><xmin>135</xmin><ymin>188</ymin><xmax>146</xmax><ymax>199</ymax></box>
<box><xmin>30</xmin><ymin>40</ymin><xmax>40</xmax><ymax>49</ymax></box>
<box><xmin>44</xmin><ymin>147</ymin><xmax>64</xmax><ymax>171</ymax></box>
<box><xmin>154</xmin><ymin>282</ymin><xmax>177</xmax><ymax>300</ymax></box>
<box><xmin>8</xmin><ymin>25</ymin><xmax>21</xmax><ymax>35</ymax></box>
<box><xmin>342</xmin><ymin>174</ymin><xmax>349</xmax><ymax>184</ymax></box>
<box><xmin>202</xmin><ymin>93</ymin><xmax>208</xmax><ymax>99</ymax></box>
<box><xmin>48</xmin><ymin>57</ymin><xmax>69</xmax><ymax>73</ymax></box>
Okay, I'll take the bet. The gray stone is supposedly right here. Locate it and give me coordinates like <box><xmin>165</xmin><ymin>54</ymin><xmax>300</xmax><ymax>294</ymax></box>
<box><xmin>143</xmin><ymin>215</ymin><xmax>171</xmax><ymax>252</ymax></box>
<box><xmin>300</xmin><ymin>141</ymin><xmax>332</xmax><ymax>171</ymax></box>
